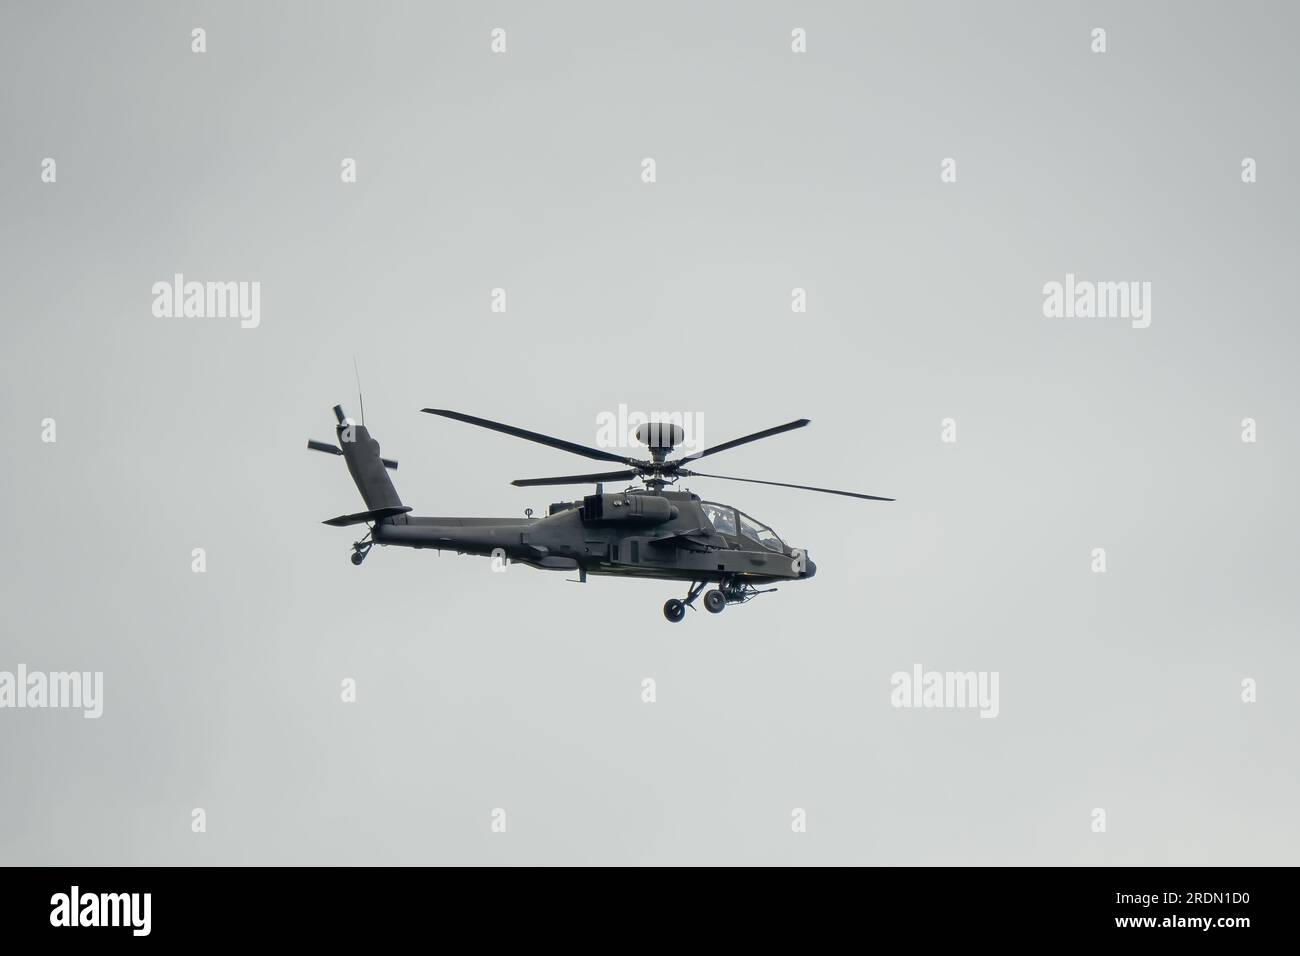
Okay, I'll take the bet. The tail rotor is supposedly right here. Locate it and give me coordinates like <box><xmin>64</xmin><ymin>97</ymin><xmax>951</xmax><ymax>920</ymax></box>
<box><xmin>306</xmin><ymin>403</ymin><xmax>411</xmax><ymax>565</ymax></box>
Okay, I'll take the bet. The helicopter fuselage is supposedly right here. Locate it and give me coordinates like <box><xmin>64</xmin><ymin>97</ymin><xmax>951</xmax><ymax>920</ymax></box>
<box><xmin>309</xmin><ymin>403</ymin><xmax>885</xmax><ymax>619</ymax></box>
<box><xmin>372</xmin><ymin>489</ymin><xmax>815</xmax><ymax>585</ymax></box>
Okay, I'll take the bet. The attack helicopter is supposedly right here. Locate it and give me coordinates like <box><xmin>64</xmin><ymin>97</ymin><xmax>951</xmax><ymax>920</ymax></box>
<box><xmin>307</xmin><ymin>406</ymin><xmax>893</xmax><ymax>621</ymax></box>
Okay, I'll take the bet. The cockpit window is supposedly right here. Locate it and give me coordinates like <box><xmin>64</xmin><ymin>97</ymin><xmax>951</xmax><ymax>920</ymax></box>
<box><xmin>701</xmin><ymin>502</ymin><xmax>736</xmax><ymax>535</ymax></box>
<box><xmin>738</xmin><ymin>512</ymin><xmax>785</xmax><ymax>552</ymax></box>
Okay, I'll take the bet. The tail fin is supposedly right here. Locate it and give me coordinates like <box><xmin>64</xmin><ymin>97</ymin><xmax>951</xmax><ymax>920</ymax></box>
<box><xmin>335</xmin><ymin>405</ymin><xmax>402</xmax><ymax>511</ymax></box>
<box><xmin>308</xmin><ymin>405</ymin><xmax>411</xmax><ymax>526</ymax></box>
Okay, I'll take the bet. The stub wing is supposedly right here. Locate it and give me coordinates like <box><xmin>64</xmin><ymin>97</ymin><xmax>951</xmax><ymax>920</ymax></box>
<box><xmin>646</xmin><ymin>527</ymin><xmax>728</xmax><ymax>551</ymax></box>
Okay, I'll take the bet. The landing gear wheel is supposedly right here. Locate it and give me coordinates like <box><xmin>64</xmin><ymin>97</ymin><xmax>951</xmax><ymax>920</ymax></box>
<box><xmin>663</xmin><ymin>599</ymin><xmax>686</xmax><ymax>623</ymax></box>
<box><xmin>703</xmin><ymin>589</ymin><xmax>726</xmax><ymax>614</ymax></box>
<box><xmin>350</xmin><ymin>531</ymin><xmax>374</xmax><ymax>567</ymax></box>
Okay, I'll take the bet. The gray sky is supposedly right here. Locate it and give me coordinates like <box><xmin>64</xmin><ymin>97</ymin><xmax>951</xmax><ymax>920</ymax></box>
<box><xmin>1</xmin><ymin>0</ymin><xmax>1297</xmax><ymax>865</ymax></box>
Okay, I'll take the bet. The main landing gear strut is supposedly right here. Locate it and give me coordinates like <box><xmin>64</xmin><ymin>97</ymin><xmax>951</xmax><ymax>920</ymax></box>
<box><xmin>662</xmin><ymin>580</ymin><xmax>704</xmax><ymax>623</ymax></box>
<box><xmin>662</xmin><ymin>577</ymin><xmax>778</xmax><ymax>622</ymax></box>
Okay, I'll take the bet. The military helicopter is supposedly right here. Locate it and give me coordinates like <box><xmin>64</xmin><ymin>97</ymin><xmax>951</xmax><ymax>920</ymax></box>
<box><xmin>307</xmin><ymin>405</ymin><xmax>893</xmax><ymax>621</ymax></box>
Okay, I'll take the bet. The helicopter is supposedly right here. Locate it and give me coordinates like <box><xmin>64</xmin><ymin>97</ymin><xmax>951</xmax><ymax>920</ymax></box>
<box><xmin>307</xmin><ymin>405</ymin><xmax>893</xmax><ymax>622</ymax></box>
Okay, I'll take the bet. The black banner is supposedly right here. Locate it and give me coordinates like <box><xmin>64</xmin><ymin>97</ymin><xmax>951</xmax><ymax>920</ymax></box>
<box><xmin>0</xmin><ymin>866</ymin><xmax>1281</xmax><ymax>942</ymax></box>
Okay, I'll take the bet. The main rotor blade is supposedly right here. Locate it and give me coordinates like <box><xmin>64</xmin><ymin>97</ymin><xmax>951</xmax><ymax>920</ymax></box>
<box><xmin>680</xmin><ymin>470</ymin><xmax>894</xmax><ymax>501</ymax></box>
<box><xmin>422</xmin><ymin>409</ymin><xmax>640</xmax><ymax>465</ymax></box>
<box><xmin>674</xmin><ymin>419</ymin><xmax>810</xmax><ymax>464</ymax></box>
<box><xmin>511</xmin><ymin>469</ymin><xmax>641</xmax><ymax>488</ymax></box>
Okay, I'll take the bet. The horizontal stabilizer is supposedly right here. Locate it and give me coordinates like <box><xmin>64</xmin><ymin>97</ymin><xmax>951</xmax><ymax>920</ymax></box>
<box><xmin>322</xmin><ymin>505</ymin><xmax>412</xmax><ymax>527</ymax></box>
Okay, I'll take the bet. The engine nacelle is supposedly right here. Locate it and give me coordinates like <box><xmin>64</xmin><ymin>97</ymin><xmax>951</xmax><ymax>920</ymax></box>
<box><xmin>581</xmin><ymin>493</ymin><xmax>677</xmax><ymax>524</ymax></box>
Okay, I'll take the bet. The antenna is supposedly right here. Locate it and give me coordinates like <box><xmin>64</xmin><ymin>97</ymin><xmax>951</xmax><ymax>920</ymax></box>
<box><xmin>353</xmin><ymin>356</ymin><xmax>365</xmax><ymax>426</ymax></box>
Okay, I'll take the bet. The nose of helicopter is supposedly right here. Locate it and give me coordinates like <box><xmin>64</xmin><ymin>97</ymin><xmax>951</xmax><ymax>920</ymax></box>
<box><xmin>800</xmin><ymin>554</ymin><xmax>817</xmax><ymax>578</ymax></box>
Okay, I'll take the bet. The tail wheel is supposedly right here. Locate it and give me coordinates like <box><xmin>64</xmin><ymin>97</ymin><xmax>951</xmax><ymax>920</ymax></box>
<box><xmin>663</xmin><ymin>599</ymin><xmax>686</xmax><ymax>623</ymax></box>
<box><xmin>703</xmin><ymin>589</ymin><xmax>726</xmax><ymax>614</ymax></box>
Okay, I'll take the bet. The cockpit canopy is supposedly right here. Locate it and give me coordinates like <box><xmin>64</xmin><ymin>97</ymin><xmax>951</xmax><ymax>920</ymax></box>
<box><xmin>701</xmin><ymin>502</ymin><xmax>786</xmax><ymax>552</ymax></box>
